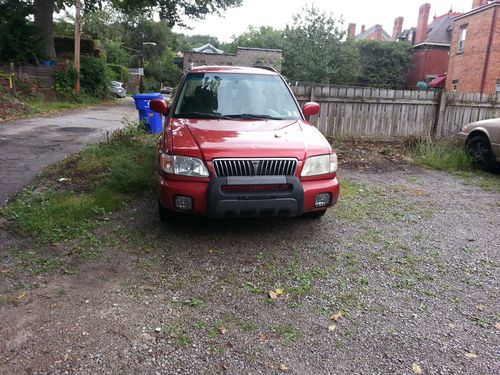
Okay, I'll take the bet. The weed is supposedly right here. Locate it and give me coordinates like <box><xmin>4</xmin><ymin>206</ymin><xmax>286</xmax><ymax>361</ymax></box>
<box><xmin>184</xmin><ymin>297</ymin><xmax>204</xmax><ymax>307</ymax></box>
<box><xmin>472</xmin><ymin>316</ymin><xmax>490</xmax><ymax>329</ymax></box>
<box><xmin>394</xmin><ymin>279</ymin><xmax>417</xmax><ymax>289</ymax></box>
<box><xmin>274</xmin><ymin>324</ymin><xmax>302</xmax><ymax>346</ymax></box>
<box><xmin>410</xmin><ymin>139</ymin><xmax>473</xmax><ymax>171</ymax></box>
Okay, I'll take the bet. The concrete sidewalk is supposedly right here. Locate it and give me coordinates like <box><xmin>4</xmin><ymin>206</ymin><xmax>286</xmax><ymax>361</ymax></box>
<box><xmin>0</xmin><ymin>99</ymin><xmax>137</xmax><ymax>205</ymax></box>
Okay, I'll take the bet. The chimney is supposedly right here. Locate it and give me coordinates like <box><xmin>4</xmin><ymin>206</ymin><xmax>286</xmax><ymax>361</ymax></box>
<box><xmin>347</xmin><ymin>23</ymin><xmax>356</xmax><ymax>40</ymax></box>
<box><xmin>392</xmin><ymin>17</ymin><xmax>404</xmax><ymax>40</ymax></box>
<box><xmin>415</xmin><ymin>3</ymin><xmax>431</xmax><ymax>45</ymax></box>
<box><xmin>361</xmin><ymin>24</ymin><xmax>366</xmax><ymax>33</ymax></box>
<box><xmin>375</xmin><ymin>24</ymin><xmax>384</xmax><ymax>40</ymax></box>
<box><xmin>472</xmin><ymin>0</ymin><xmax>487</xmax><ymax>8</ymax></box>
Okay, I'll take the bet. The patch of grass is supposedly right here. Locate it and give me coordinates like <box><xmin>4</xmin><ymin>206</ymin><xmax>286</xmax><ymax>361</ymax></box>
<box><xmin>8</xmin><ymin>246</ymin><xmax>65</xmax><ymax>276</ymax></box>
<box><xmin>183</xmin><ymin>297</ymin><xmax>204</xmax><ymax>307</ymax></box>
<box><xmin>273</xmin><ymin>324</ymin><xmax>302</xmax><ymax>346</ymax></box>
<box><xmin>410</xmin><ymin>138</ymin><xmax>473</xmax><ymax>172</ymax></box>
<box><xmin>26</xmin><ymin>96</ymin><xmax>104</xmax><ymax>115</ymax></box>
<box><xmin>1</xmin><ymin>123</ymin><xmax>156</xmax><ymax>242</ymax></box>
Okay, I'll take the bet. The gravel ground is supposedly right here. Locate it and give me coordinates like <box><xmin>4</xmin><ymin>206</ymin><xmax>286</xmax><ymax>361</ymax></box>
<box><xmin>0</xmin><ymin>166</ymin><xmax>499</xmax><ymax>374</ymax></box>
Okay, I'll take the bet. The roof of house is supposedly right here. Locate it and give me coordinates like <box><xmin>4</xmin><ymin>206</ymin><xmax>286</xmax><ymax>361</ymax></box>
<box><xmin>355</xmin><ymin>25</ymin><xmax>391</xmax><ymax>41</ymax></box>
<box><xmin>192</xmin><ymin>43</ymin><xmax>224</xmax><ymax>54</ymax></box>
<box><xmin>416</xmin><ymin>12</ymin><xmax>462</xmax><ymax>46</ymax></box>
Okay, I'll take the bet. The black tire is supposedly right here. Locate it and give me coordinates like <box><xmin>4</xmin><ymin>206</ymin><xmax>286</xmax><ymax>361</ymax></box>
<box><xmin>467</xmin><ymin>135</ymin><xmax>497</xmax><ymax>172</ymax></box>
<box><xmin>302</xmin><ymin>210</ymin><xmax>327</xmax><ymax>219</ymax></box>
<box><xmin>158</xmin><ymin>199</ymin><xmax>173</xmax><ymax>222</ymax></box>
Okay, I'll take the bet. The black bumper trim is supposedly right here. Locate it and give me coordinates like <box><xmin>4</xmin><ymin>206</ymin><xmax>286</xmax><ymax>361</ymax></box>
<box><xmin>207</xmin><ymin>176</ymin><xmax>304</xmax><ymax>218</ymax></box>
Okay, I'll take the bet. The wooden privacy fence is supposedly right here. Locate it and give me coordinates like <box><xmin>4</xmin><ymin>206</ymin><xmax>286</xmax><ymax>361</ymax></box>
<box><xmin>290</xmin><ymin>84</ymin><xmax>500</xmax><ymax>139</ymax></box>
<box><xmin>0</xmin><ymin>65</ymin><xmax>56</xmax><ymax>90</ymax></box>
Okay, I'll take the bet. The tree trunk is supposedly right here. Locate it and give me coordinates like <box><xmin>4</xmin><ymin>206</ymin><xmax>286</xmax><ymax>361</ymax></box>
<box><xmin>34</xmin><ymin>0</ymin><xmax>56</xmax><ymax>60</ymax></box>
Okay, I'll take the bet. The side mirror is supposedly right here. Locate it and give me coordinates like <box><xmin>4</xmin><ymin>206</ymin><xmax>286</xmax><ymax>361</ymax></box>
<box><xmin>302</xmin><ymin>102</ymin><xmax>320</xmax><ymax>117</ymax></box>
<box><xmin>149</xmin><ymin>99</ymin><xmax>170</xmax><ymax>115</ymax></box>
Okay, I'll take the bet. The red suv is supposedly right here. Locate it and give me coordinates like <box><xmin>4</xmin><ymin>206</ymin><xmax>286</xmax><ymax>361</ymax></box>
<box><xmin>150</xmin><ymin>66</ymin><xmax>339</xmax><ymax>220</ymax></box>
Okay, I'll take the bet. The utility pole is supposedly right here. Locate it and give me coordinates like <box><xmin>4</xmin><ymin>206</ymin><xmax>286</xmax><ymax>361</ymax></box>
<box><xmin>74</xmin><ymin>0</ymin><xmax>81</xmax><ymax>94</ymax></box>
<box><xmin>140</xmin><ymin>32</ymin><xmax>145</xmax><ymax>93</ymax></box>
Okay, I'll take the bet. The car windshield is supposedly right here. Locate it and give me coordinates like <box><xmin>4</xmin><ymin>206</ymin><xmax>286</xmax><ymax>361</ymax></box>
<box><xmin>173</xmin><ymin>72</ymin><xmax>301</xmax><ymax>120</ymax></box>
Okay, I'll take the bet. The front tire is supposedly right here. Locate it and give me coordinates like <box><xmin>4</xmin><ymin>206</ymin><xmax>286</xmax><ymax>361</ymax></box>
<box><xmin>467</xmin><ymin>135</ymin><xmax>497</xmax><ymax>172</ymax></box>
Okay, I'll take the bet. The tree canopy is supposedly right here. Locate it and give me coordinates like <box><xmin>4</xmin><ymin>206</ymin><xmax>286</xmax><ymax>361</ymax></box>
<box><xmin>356</xmin><ymin>40</ymin><xmax>412</xmax><ymax>89</ymax></box>
<box><xmin>223</xmin><ymin>26</ymin><xmax>284</xmax><ymax>53</ymax></box>
<box><xmin>282</xmin><ymin>6</ymin><xmax>359</xmax><ymax>85</ymax></box>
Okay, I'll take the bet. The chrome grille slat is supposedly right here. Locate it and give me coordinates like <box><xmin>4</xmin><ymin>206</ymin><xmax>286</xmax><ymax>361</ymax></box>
<box><xmin>213</xmin><ymin>159</ymin><xmax>297</xmax><ymax>177</ymax></box>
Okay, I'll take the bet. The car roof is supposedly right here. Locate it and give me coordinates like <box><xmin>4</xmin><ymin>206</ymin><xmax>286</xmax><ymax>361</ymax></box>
<box><xmin>189</xmin><ymin>66</ymin><xmax>278</xmax><ymax>75</ymax></box>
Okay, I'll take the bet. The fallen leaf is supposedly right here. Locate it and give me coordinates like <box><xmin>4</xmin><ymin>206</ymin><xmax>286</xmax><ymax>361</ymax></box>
<box><xmin>275</xmin><ymin>288</ymin><xmax>284</xmax><ymax>295</ymax></box>
<box><xmin>476</xmin><ymin>305</ymin><xmax>485</xmax><ymax>311</ymax></box>
<box><xmin>495</xmin><ymin>322</ymin><xmax>500</xmax><ymax>330</ymax></box>
<box><xmin>218</xmin><ymin>326</ymin><xmax>227</xmax><ymax>335</ymax></box>
<box><xmin>278</xmin><ymin>363</ymin><xmax>288</xmax><ymax>372</ymax></box>
<box><xmin>330</xmin><ymin>311</ymin><xmax>343</xmax><ymax>321</ymax></box>
<box><xmin>268</xmin><ymin>290</ymin><xmax>278</xmax><ymax>299</ymax></box>
<box><xmin>17</xmin><ymin>292</ymin><xmax>26</xmax><ymax>299</ymax></box>
<box><xmin>412</xmin><ymin>363</ymin><xmax>422</xmax><ymax>374</ymax></box>
<box><xmin>258</xmin><ymin>332</ymin><xmax>268</xmax><ymax>342</ymax></box>
<box><xmin>208</xmin><ymin>249</ymin><xmax>214</xmax><ymax>254</ymax></box>
<box><xmin>144</xmin><ymin>248</ymin><xmax>153</xmax><ymax>254</ymax></box>
<box><xmin>328</xmin><ymin>324</ymin><xmax>337</xmax><ymax>332</ymax></box>
<box><xmin>63</xmin><ymin>353</ymin><xmax>70</xmax><ymax>362</ymax></box>
<box><xmin>464</xmin><ymin>352</ymin><xmax>479</xmax><ymax>358</ymax></box>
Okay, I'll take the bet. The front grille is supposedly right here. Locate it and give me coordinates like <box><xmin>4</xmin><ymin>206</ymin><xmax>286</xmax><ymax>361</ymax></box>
<box><xmin>213</xmin><ymin>159</ymin><xmax>297</xmax><ymax>177</ymax></box>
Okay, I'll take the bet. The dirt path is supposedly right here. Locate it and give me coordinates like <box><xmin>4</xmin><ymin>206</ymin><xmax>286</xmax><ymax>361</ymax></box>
<box><xmin>0</xmin><ymin>99</ymin><xmax>136</xmax><ymax>205</ymax></box>
<box><xmin>1</xmin><ymin>166</ymin><xmax>498</xmax><ymax>374</ymax></box>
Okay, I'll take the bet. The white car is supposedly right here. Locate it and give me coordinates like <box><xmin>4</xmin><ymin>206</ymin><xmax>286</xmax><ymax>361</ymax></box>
<box><xmin>109</xmin><ymin>81</ymin><xmax>126</xmax><ymax>98</ymax></box>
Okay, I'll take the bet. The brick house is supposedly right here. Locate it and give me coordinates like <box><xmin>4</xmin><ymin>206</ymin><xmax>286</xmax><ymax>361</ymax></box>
<box><xmin>405</xmin><ymin>3</ymin><xmax>462</xmax><ymax>88</ymax></box>
<box><xmin>181</xmin><ymin>47</ymin><xmax>283</xmax><ymax>73</ymax></box>
<box><xmin>347</xmin><ymin>23</ymin><xmax>391</xmax><ymax>41</ymax></box>
<box><xmin>445</xmin><ymin>0</ymin><xmax>500</xmax><ymax>94</ymax></box>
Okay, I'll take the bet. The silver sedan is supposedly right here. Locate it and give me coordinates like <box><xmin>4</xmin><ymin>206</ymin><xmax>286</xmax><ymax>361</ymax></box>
<box><xmin>457</xmin><ymin>118</ymin><xmax>500</xmax><ymax>171</ymax></box>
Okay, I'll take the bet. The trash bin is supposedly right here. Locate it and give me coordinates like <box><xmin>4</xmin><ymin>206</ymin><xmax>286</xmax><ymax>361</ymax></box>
<box><xmin>132</xmin><ymin>93</ymin><xmax>165</xmax><ymax>134</ymax></box>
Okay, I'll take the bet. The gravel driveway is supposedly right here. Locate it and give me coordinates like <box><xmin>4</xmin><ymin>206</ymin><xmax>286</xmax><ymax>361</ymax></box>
<box><xmin>0</xmin><ymin>166</ymin><xmax>499</xmax><ymax>374</ymax></box>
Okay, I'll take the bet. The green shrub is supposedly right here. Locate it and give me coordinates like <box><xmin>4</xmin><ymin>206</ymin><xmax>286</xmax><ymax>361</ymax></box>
<box><xmin>53</xmin><ymin>68</ymin><xmax>78</xmax><ymax>99</ymax></box>
<box><xmin>410</xmin><ymin>139</ymin><xmax>473</xmax><ymax>171</ymax></box>
<box><xmin>107</xmin><ymin>63</ymin><xmax>130</xmax><ymax>82</ymax></box>
<box><xmin>80</xmin><ymin>57</ymin><xmax>112</xmax><ymax>99</ymax></box>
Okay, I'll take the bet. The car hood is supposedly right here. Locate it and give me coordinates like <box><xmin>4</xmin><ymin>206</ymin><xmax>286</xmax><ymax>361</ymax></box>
<box><xmin>169</xmin><ymin>118</ymin><xmax>331</xmax><ymax>160</ymax></box>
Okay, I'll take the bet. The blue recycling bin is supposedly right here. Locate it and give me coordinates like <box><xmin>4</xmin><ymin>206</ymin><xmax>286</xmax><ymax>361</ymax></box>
<box><xmin>132</xmin><ymin>93</ymin><xmax>165</xmax><ymax>134</ymax></box>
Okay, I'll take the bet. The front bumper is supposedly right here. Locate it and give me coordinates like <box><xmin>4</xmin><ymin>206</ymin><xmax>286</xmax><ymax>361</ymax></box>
<box><xmin>158</xmin><ymin>174</ymin><xmax>340</xmax><ymax>218</ymax></box>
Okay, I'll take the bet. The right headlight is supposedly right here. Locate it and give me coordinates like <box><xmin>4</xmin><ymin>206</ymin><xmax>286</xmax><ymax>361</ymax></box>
<box><xmin>159</xmin><ymin>153</ymin><xmax>209</xmax><ymax>177</ymax></box>
<box><xmin>301</xmin><ymin>154</ymin><xmax>338</xmax><ymax>176</ymax></box>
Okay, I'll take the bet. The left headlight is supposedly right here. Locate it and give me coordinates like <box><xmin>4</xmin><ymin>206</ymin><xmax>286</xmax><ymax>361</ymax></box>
<box><xmin>301</xmin><ymin>154</ymin><xmax>338</xmax><ymax>176</ymax></box>
<box><xmin>160</xmin><ymin>153</ymin><xmax>209</xmax><ymax>177</ymax></box>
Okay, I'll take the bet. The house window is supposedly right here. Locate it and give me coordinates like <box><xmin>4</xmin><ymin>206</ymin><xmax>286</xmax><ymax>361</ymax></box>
<box><xmin>496</xmin><ymin>80</ymin><xmax>500</xmax><ymax>94</ymax></box>
<box><xmin>458</xmin><ymin>26</ymin><xmax>467</xmax><ymax>52</ymax></box>
<box><xmin>452</xmin><ymin>79</ymin><xmax>459</xmax><ymax>91</ymax></box>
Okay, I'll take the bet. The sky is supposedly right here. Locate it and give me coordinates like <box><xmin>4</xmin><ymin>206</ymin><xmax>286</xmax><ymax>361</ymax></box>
<box><xmin>173</xmin><ymin>0</ymin><xmax>473</xmax><ymax>42</ymax></box>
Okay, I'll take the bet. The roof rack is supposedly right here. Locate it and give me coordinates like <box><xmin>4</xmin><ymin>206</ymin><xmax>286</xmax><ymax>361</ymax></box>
<box><xmin>251</xmin><ymin>65</ymin><xmax>279</xmax><ymax>73</ymax></box>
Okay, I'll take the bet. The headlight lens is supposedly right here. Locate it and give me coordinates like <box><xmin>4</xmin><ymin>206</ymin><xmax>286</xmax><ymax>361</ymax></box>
<box><xmin>301</xmin><ymin>154</ymin><xmax>338</xmax><ymax>176</ymax></box>
<box><xmin>160</xmin><ymin>154</ymin><xmax>209</xmax><ymax>177</ymax></box>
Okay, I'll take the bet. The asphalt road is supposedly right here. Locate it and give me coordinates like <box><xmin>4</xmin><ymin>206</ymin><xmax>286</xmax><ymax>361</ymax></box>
<box><xmin>0</xmin><ymin>99</ymin><xmax>137</xmax><ymax>205</ymax></box>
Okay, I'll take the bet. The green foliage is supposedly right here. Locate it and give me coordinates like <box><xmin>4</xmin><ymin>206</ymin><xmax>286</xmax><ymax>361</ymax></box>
<box><xmin>103</xmin><ymin>40</ymin><xmax>133</xmax><ymax>66</ymax></box>
<box><xmin>174</xmin><ymin>34</ymin><xmax>221</xmax><ymax>51</ymax></box>
<box><xmin>410</xmin><ymin>139</ymin><xmax>473</xmax><ymax>171</ymax></box>
<box><xmin>356</xmin><ymin>40</ymin><xmax>413</xmax><ymax>89</ymax></box>
<box><xmin>2</xmin><ymin>124</ymin><xmax>157</xmax><ymax>242</ymax></box>
<box><xmin>223</xmin><ymin>26</ymin><xmax>284</xmax><ymax>53</ymax></box>
<box><xmin>107</xmin><ymin>64</ymin><xmax>130</xmax><ymax>82</ymax></box>
<box><xmin>145</xmin><ymin>48</ymin><xmax>182</xmax><ymax>86</ymax></box>
<box><xmin>80</xmin><ymin>57</ymin><xmax>112</xmax><ymax>99</ymax></box>
<box><xmin>53</xmin><ymin>68</ymin><xmax>78</xmax><ymax>98</ymax></box>
<box><xmin>0</xmin><ymin>0</ymin><xmax>43</xmax><ymax>63</ymax></box>
<box><xmin>282</xmin><ymin>5</ymin><xmax>359</xmax><ymax>84</ymax></box>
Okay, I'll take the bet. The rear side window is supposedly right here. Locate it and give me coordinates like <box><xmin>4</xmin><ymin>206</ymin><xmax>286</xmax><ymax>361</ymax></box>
<box><xmin>174</xmin><ymin>73</ymin><xmax>301</xmax><ymax>120</ymax></box>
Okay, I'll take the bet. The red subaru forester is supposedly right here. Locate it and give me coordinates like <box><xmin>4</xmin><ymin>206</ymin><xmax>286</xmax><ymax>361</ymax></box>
<box><xmin>150</xmin><ymin>66</ymin><xmax>339</xmax><ymax>221</ymax></box>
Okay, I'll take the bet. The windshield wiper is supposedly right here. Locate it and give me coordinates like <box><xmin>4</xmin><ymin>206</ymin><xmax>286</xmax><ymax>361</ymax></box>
<box><xmin>225</xmin><ymin>114</ymin><xmax>284</xmax><ymax>120</ymax></box>
<box><xmin>175</xmin><ymin>112</ymin><xmax>231</xmax><ymax>120</ymax></box>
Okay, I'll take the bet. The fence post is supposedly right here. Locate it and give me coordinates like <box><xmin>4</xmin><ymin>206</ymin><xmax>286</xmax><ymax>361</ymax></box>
<box><xmin>432</xmin><ymin>91</ymin><xmax>447</xmax><ymax>138</ymax></box>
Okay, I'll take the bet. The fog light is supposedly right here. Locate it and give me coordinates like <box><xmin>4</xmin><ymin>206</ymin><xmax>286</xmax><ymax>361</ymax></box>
<box><xmin>174</xmin><ymin>195</ymin><xmax>193</xmax><ymax>210</ymax></box>
<box><xmin>314</xmin><ymin>193</ymin><xmax>332</xmax><ymax>208</ymax></box>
